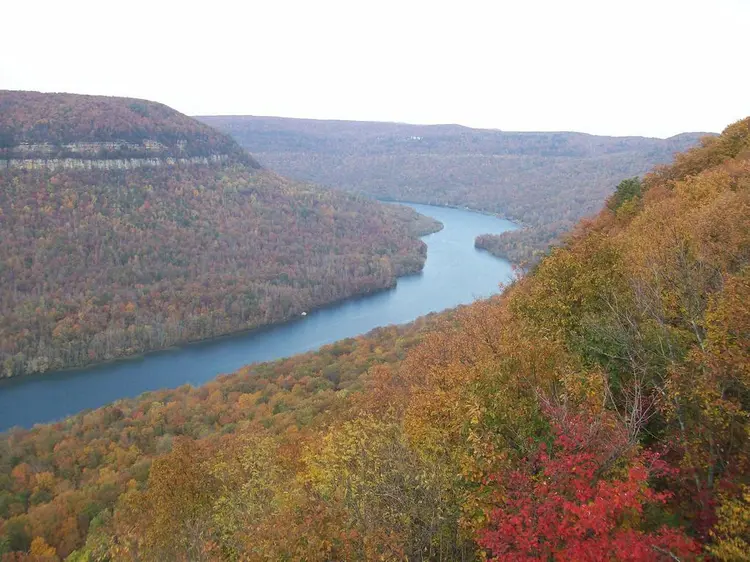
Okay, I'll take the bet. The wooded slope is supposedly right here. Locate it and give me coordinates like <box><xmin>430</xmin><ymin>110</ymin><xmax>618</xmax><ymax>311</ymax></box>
<box><xmin>0</xmin><ymin>116</ymin><xmax>747</xmax><ymax>561</ymax></box>
<box><xmin>199</xmin><ymin>115</ymin><xmax>708</xmax><ymax>264</ymax></box>
<box><xmin>0</xmin><ymin>93</ymin><xmax>440</xmax><ymax>378</ymax></box>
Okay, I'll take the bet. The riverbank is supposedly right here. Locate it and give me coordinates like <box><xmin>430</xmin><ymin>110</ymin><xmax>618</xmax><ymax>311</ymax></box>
<box><xmin>0</xmin><ymin>203</ymin><xmax>516</xmax><ymax>431</ymax></box>
<box><xmin>1</xmin><ymin>202</ymin><xmax>442</xmax><ymax>381</ymax></box>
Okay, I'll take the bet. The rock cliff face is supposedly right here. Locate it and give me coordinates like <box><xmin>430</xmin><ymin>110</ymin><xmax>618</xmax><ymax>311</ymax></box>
<box><xmin>12</xmin><ymin>140</ymin><xmax>169</xmax><ymax>156</ymax></box>
<box><xmin>2</xmin><ymin>153</ymin><xmax>231</xmax><ymax>170</ymax></box>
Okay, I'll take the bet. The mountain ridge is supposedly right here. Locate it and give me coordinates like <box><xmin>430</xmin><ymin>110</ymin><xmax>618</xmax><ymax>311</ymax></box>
<box><xmin>0</xmin><ymin>91</ymin><xmax>257</xmax><ymax>166</ymax></box>
<box><xmin>198</xmin><ymin>114</ymin><xmax>712</xmax><ymax>140</ymax></box>
<box><xmin>198</xmin><ymin>114</ymin><xmax>711</xmax><ymax>264</ymax></box>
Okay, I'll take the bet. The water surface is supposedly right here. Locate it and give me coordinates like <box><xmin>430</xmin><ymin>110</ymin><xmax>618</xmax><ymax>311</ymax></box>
<box><xmin>0</xmin><ymin>203</ymin><xmax>517</xmax><ymax>431</ymax></box>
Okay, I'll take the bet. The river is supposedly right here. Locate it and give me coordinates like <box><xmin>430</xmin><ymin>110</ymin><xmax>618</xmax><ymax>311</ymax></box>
<box><xmin>0</xmin><ymin>203</ymin><xmax>517</xmax><ymax>431</ymax></box>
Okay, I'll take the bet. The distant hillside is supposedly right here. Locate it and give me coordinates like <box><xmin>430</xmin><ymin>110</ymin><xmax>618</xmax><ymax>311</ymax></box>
<box><xmin>0</xmin><ymin>91</ymin><xmax>253</xmax><ymax>163</ymax></box>
<box><xmin>199</xmin><ymin>115</ymin><xmax>710</xmax><ymax>264</ymax></box>
<box><xmin>0</xmin><ymin>92</ymin><xmax>440</xmax><ymax>377</ymax></box>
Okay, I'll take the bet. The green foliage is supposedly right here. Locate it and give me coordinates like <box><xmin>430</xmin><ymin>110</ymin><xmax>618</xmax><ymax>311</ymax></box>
<box><xmin>3</xmin><ymin>515</ymin><xmax>31</xmax><ymax>552</ymax></box>
<box><xmin>608</xmin><ymin>176</ymin><xmax>642</xmax><ymax>211</ymax></box>
<box><xmin>306</xmin><ymin>416</ymin><xmax>467</xmax><ymax>560</ymax></box>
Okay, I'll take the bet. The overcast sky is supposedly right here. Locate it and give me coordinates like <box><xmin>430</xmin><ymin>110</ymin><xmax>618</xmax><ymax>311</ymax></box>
<box><xmin>2</xmin><ymin>0</ymin><xmax>748</xmax><ymax>137</ymax></box>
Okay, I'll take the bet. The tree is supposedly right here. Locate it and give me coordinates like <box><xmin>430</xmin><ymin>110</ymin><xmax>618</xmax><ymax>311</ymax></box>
<box><xmin>112</xmin><ymin>438</ymin><xmax>219</xmax><ymax>561</ymax></box>
<box><xmin>305</xmin><ymin>416</ymin><xmax>466</xmax><ymax>560</ymax></box>
<box><xmin>0</xmin><ymin>129</ymin><xmax>13</xmax><ymax>167</ymax></box>
<box><xmin>708</xmin><ymin>486</ymin><xmax>750</xmax><ymax>561</ymax></box>
<box><xmin>608</xmin><ymin>177</ymin><xmax>642</xmax><ymax>211</ymax></box>
<box><xmin>29</xmin><ymin>536</ymin><xmax>58</xmax><ymax>561</ymax></box>
<box><xmin>477</xmin><ymin>414</ymin><xmax>698</xmax><ymax>562</ymax></box>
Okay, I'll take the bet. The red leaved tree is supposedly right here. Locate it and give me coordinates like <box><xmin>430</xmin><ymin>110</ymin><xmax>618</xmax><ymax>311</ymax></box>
<box><xmin>477</xmin><ymin>412</ymin><xmax>699</xmax><ymax>561</ymax></box>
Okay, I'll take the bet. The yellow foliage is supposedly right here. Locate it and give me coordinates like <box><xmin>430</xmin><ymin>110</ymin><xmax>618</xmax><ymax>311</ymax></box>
<box><xmin>305</xmin><ymin>415</ymin><xmax>466</xmax><ymax>560</ymax></box>
<box><xmin>614</xmin><ymin>196</ymin><xmax>640</xmax><ymax>221</ymax></box>
<box><xmin>709</xmin><ymin>486</ymin><xmax>750</xmax><ymax>561</ymax></box>
<box><xmin>209</xmin><ymin>433</ymin><xmax>288</xmax><ymax>555</ymax></box>
<box><xmin>30</xmin><ymin>536</ymin><xmax>59</xmax><ymax>560</ymax></box>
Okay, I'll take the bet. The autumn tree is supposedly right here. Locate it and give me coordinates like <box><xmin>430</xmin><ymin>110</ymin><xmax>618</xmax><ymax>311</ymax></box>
<box><xmin>305</xmin><ymin>416</ymin><xmax>468</xmax><ymax>560</ymax></box>
<box><xmin>477</xmin><ymin>413</ymin><xmax>698</xmax><ymax>561</ymax></box>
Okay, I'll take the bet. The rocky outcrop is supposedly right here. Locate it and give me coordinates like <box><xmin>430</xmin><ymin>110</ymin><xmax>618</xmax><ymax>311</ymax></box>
<box><xmin>2</xmin><ymin>153</ymin><xmax>231</xmax><ymax>170</ymax></box>
<box><xmin>12</xmin><ymin>140</ymin><xmax>168</xmax><ymax>156</ymax></box>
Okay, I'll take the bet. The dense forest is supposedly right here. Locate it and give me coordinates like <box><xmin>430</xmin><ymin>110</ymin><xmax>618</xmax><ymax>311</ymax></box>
<box><xmin>0</xmin><ymin>92</ymin><xmax>441</xmax><ymax>378</ymax></box>
<box><xmin>1</xmin><ymin>117</ymin><xmax>747</xmax><ymax>560</ymax></box>
<box><xmin>199</xmin><ymin>115</ymin><xmax>709</xmax><ymax>264</ymax></box>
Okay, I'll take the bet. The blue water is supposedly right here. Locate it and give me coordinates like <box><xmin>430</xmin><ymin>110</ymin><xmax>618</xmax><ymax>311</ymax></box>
<box><xmin>0</xmin><ymin>203</ymin><xmax>517</xmax><ymax>431</ymax></box>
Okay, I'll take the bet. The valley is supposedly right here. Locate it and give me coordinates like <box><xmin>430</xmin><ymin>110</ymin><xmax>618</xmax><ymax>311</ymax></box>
<box><xmin>0</xmin><ymin>203</ymin><xmax>517</xmax><ymax>431</ymax></box>
<box><xmin>0</xmin><ymin>90</ymin><xmax>747</xmax><ymax>562</ymax></box>
<box><xmin>0</xmin><ymin>92</ymin><xmax>440</xmax><ymax>379</ymax></box>
<box><xmin>2</xmin><ymin>0</ymin><xmax>749</xmax><ymax>556</ymax></box>
<box><xmin>198</xmin><ymin>115</ymin><xmax>709</xmax><ymax>264</ymax></box>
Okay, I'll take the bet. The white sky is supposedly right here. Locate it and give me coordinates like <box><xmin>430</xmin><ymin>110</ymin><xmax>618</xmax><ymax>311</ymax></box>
<box><xmin>1</xmin><ymin>0</ymin><xmax>748</xmax><ymax>137</ymax></box>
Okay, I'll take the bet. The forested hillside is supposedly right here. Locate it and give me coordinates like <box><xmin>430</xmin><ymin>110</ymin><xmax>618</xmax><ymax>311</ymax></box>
<box><xmin>0</xmin><ymin>314</ymin><xmax>445</xmax><ymax>560</ymax></box>
<box><xmin>0</xmin><ymin>92</ymin><xmax>440</xmax><ymax>378</ymax></box>
<box><xmin>1</xmin><ymin>92</ymin><xmax>249</xmax><ymax>161</ymax></box>
<box><xmin>199</xmin><ymin>115</ymin><xmax>708</xmax><ymax>264</ymax></box>
<box><xmin>1</xmin><ymin>117</ymin><xmax>746</xmax><ymax>560</ymax></box>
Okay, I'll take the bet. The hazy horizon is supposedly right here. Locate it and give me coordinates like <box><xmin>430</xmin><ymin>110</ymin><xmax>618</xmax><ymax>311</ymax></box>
<box><xmin>2</xmin><ymin>0</ymin><xmax>748</xmax><ymax>138</ymax></box>
<box><xmin>192</xmin><ymin>113</ymin><xmax>719</xmax><ymax>139</ymax></box>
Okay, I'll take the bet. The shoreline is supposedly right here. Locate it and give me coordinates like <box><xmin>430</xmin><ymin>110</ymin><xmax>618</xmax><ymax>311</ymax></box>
<box><xmin>0</xmin><ymin>279</ymin><xmax>417</xmax><ymax>384</ymax></box>
<box><xmin>0</xmin><ymin>201</ymin><xmax>518</xmax><ymax>386</ymax></box>
<box><xmin>0</xmin><ymin>202</ymin><xmax>518</xmax><ymax>431</ymax></box>
<box><xmin>0</xmin><ymin>213</ymin><xmax>442</xmax><ymax>384</ymax></box>
<box><xmin>380</xmin><ymin>198</ymin><xmax>529</xmax><ymax>229</ymax></box>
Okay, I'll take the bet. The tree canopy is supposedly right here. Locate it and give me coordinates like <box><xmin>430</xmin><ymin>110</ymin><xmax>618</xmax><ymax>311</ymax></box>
<box><xmin>1</xmin><ymin>115</ymin><xmax>748</xmax><ymax>561</ymax></box>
